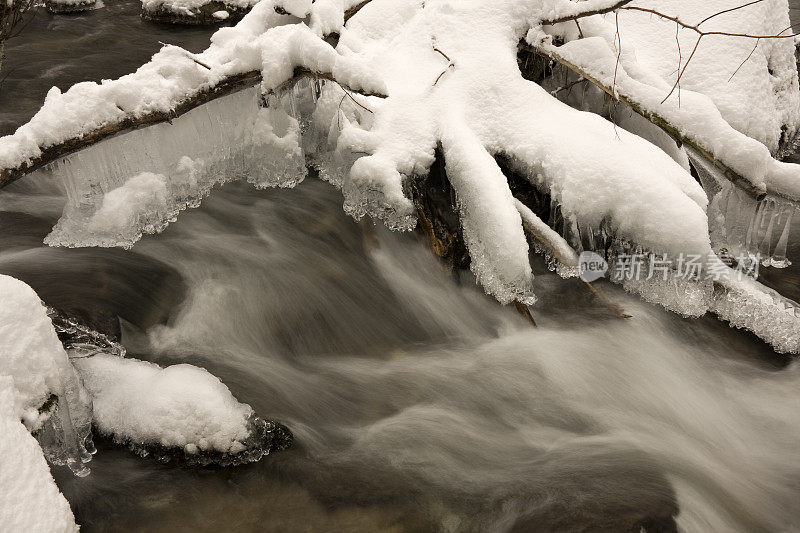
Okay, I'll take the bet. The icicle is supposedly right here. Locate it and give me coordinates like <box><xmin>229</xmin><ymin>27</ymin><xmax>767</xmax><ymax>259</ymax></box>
<box><xmin>689</xmin><ymin>148</ymin><xmax>797</xmax><ymax>268</ymax></box>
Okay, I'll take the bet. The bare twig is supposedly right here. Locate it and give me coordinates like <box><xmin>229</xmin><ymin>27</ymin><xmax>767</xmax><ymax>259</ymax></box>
<box><xmin>728</xmin><ymin>38</ymin><xmax>760</xmax><ymax>82</ymax></box>
<box><xmin>432</xmin><ymin>45</ymin><xmax>455</xmax><ymax>86</ymax></box>
<box><xmin>619</xmin><ymin>5</ymin><xmax>800</xmax><ymax>40</ymax></box>
<box><xmin>0</xmin><ymin>0</ymin><xmax>36</xmax><ymax>78</ymax></box>
<box><xmin>159</xmin><ymin>41</ymin><xmax>212</xmax><ymax>70</ymax></box>
<box><xmin>541</xmin><ymin>0</ymin><xmax>634</xmax><ymax>25</ymax></box>
<box><xmin>696</xmin><ymin>0</ymin><xmax>765</xmax><ymax>27</ymax></box>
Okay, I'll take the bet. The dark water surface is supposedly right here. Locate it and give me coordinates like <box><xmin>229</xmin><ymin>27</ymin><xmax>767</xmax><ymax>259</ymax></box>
<box><xmin>2</xmin><ymin>3</ymin><xmax>800</xmax><ymax>532</ymax></box>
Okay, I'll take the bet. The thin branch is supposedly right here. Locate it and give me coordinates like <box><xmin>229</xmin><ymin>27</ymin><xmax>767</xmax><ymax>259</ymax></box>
<box><xmin>540</xmin><ymin>0</ymin><xmax>634</xmax><ymax>25</ymax></box>
<box><xmin>619</xmin><ymin>6</ymin><xmax>800</xmax><ymax>39</ymax></box>
<box><xmin>728</xmin><ymin>38</ymin><xmax>760</xmax><ymax>82</ymax></box>
<box><xmin>696</xmin><ymin>0</ymin><xmax>765</xmax><ymax>27</ymax></box>
<box><xmin>159</xmin><ymin>41</ymin><xmax>212</xmax><ymax>70</ymax></box>
<box><xmin>433</xmin><ymin>47</ymin><xmax>451</xmax><ymax>62</ymax></box>
<box><xmin>660</xmin><ymin>35</ymin><xmax>702</xmax><ymax>104</ymax></box>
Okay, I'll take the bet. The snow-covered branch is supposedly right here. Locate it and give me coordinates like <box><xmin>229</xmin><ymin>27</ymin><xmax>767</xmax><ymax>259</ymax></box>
<box><xmin>0</xmin><ymin>1</ymin><xmax>384</xmax><ymax>187</ymax></box>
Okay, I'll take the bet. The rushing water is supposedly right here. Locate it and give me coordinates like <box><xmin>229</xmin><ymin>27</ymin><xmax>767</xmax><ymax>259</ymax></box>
<box><xmin>3</xmin><ymin>3</ymin><xmax>800</xmax><ymax>532</ymax></box>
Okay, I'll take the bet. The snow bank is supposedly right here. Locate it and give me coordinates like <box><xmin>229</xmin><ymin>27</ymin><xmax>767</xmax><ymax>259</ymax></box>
<box><xmin>74</xmin><ymin>354</ymin><xmax>291</xmax><ymax>463</ymax></box>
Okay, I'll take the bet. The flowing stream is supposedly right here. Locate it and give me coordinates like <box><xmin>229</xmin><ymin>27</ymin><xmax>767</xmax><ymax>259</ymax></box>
<box><xmin>3</xmin><ymin>3</ymin><xmax>800</xmax><ymax>531</ymax></box>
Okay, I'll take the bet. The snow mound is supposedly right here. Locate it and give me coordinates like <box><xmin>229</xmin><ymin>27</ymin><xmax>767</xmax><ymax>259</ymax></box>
<box><xmin>142</xmin><ymin>0</ymin><xmax>259</xmax><ymax>24</ymax></box>
<box><xmin>74</xmin><ymin>354</ymin><xmax>292</xmax><ymax>464</ymax></box>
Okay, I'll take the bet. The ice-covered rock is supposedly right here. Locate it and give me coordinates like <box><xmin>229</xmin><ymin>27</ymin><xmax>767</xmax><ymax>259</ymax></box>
<box><xmin>73</xmin><ymin>354</ymin><xmax>292</xmax><ymax>464</ymax></box>
<box><xmin>45</xmin><ymin>0</ymin><xmax>96</xmax><ymax>14</ymax></box>
<box><xmin>141</xmin><ymin>0</ymin><xmax>259</xmax><ymax>25</ymax></box>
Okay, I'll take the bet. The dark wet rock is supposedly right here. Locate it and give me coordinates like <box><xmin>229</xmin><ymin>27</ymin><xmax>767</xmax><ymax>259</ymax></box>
<box><xmin>108</xmin><ymin>415</ymin><xmax>293</xmax><ymax>467</ymax></box>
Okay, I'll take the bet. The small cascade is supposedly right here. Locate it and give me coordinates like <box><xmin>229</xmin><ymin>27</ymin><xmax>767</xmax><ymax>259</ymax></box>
<box><xmin>690</xmin><ymin>149</ymin><xmax>797</xmax><ymax>269</ymax></box>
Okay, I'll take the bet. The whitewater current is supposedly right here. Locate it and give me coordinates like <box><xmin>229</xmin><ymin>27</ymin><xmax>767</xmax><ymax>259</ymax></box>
<box><xmin>2</xmin><ymin>2</ymin><xmax>800</xmax><ymax>532</ymax></box>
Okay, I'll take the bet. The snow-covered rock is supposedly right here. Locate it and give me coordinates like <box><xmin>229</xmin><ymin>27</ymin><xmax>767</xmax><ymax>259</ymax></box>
<box><xmin>0</xmin><ymin>275</ymin><xmax>86</xmax><ymax>532</ymax></box>
<box><xmin>73</xmin><ymin>354</ymin><xmax>292</xmax><ymax>464</ymax></box>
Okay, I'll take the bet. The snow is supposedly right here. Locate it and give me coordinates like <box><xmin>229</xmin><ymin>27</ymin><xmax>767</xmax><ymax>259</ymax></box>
<box><xmin>0</xmin><ymin>275</ymin><xmax>68</xmax><ymax>420</ymax></box>
<box><xmin>0</xmin><ymin>382</ymin><xmax>78</xmax><ymax>533</ymax></box>
<box><xmin>212</xmin><ymin>9</ymin><xmax>229</xmax><ymax>19</ymax></box>
<box><xmin>0</xmin><ymin>0</ymin><xmax>384</xmax><ymax>176</ymax></box>
<box><xmin>73</xmin><ymin>354</ymin><xmax>257</xmax><ymax>455</ymax></box>
<box><xmin>530</xmin><ymin>3</ymin><xmax>800</xmax><ymax>200</ymax></box>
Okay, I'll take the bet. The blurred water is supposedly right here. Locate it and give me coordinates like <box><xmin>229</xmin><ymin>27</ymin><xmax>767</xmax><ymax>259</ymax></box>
<box><xmin>1</xmin><ymin>3</ymin><xmax>800</xmax><ymax>532</ymax></box>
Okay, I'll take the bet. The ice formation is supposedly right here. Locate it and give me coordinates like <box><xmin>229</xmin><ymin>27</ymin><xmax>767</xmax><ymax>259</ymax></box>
<box><xmin>1</xmin><ymin>0</ymin><xmax>800</xmax><ymax>346</ymax></box>
<box><xmin>73</xmin><ymin>354</ymin><xmax>290</xmax><ymax>464</ymax></box>
<box><xmin>712</xmin><ymin>268</ymin><xmax>800</xmax><ymax>354</ymax></box>
<box><xmin>690</xmin><ymin>149</ymin><xmax>797</xmax><ymax>268</ymax></box>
